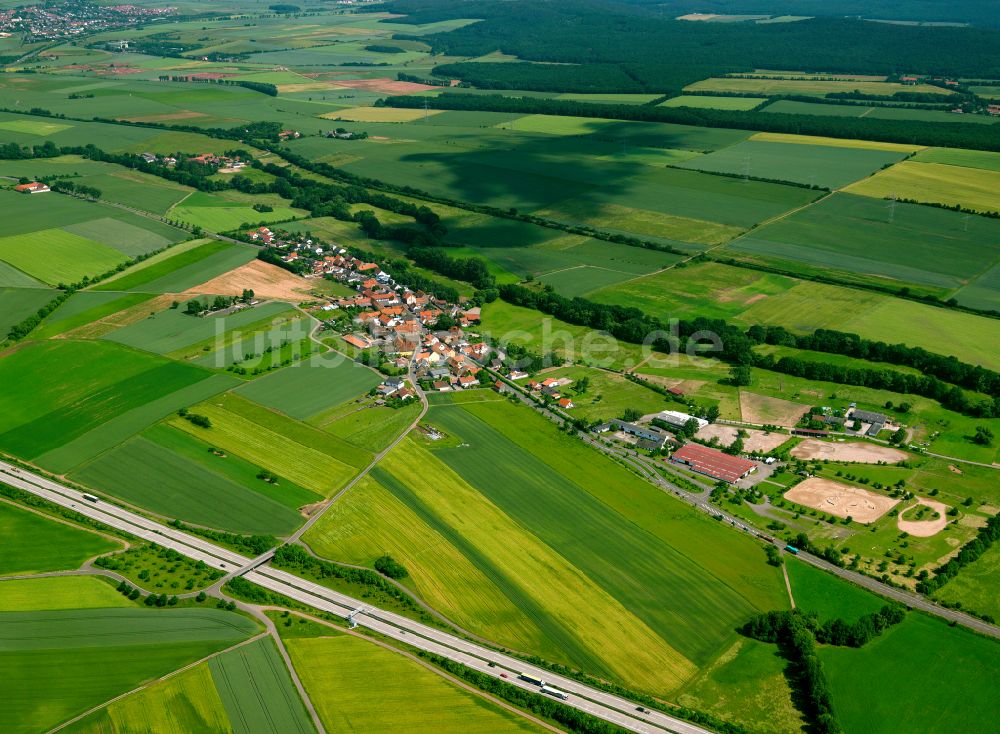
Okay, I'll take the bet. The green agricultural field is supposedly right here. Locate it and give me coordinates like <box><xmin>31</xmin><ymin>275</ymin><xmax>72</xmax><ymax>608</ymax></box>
<box><xmin>761</xmin><ymin>99</ymin><xmax>998</xmax><ymax>124</ymax></box>
<box><xmin>169</xmin><ymin>191</ymin><xmax>307</xmax><ymax>233</ymax></box>
<box><xmin>36</xmin><ymin>373</ymin><xmax>237</xmax><ymax>474</ymax></box>
<box><xmin>728</xmin><ymin>192</ymin><xmax>1000</xmax><ymax>296</ymax></box>
<box><xmin>209</xmin><ymin>637</ymin><xmax>314</xmax><ymax>734</ymax></box>
<box><xmin>685</xmin><ymin>76</ymin><xmax>951</xmax><ymax>97</ymax></box>
<box><xmin>733</xmin><ymin>279</ymin><xmax>1000</xmax><ymax>370</ymax></box>
<box><xmin>83</xmin><ymin>170</ymin><xmax>192</xmax><ymax>215</ymax></box>
<box><xmin>0</xmin><ymin>261</ymin><xmax>46</xmax><ymax>288</ymax></box>
<box><xmin>588</xmin><ymin>260</ymin><xmax>797</xmax><ymax>320</ymax></box>
<box><xmin>0</xmin><ymin>227</ymin><xmax>126</xmax><ymax>285</ymax></box>
<box><xmin>285</xmin><ymin>116</ymin><xmax>808</xmax><ymax>242</ymax></box>
<box><xmin>64</xmin><ymin>662</ymin><xmax>232</xmax><ymax>734</ymax></box>
<box><xmin>676</xmin><ymin>637</ymin><xmax>804</xmax><ymax>734</ymax></box>
<box><xmin>785</xmin><ymin>558</ymin><xmax>886</xmax><ymax>622</ymax></box>
<box><xmin>286</xmin><ymin>635</ymin><xmax>543</xmax><ymax>734</ymax></box>
<box><xmin>481</xmin><ymin>300</ymin><xmax>657</xmax><ymax>371</ymax></box>
<box><xmin>948</xmin><ymin>265</ymin><xmax>1000</xmax><ymax>314</ymax></box>
<box><xmin>234</xmin><ymin>352</ymin><xmax>382</xmax><ymax>420</ymax></box>
<box><xmin>821</xmin><ymin>613</ymin><xmax>1000</xmax><ymax>734</ymax></box>
<box><xmin>933</xmin><ymin>544</ymin><xmax>1000</xmax><ymax>622</ymax></box>
<box><xmin>0</xmin><ymin>154</ymin><xmax>117</xmax><ymax>179</ymax></box>
<box><xmin>0</xmin><ymin>607</ymin><xmax>257</xmax><ymax>734</ymax></box>
<box><xmin>0</xmin><ymin>340</ymin><xmax>212</xmax><ymax>460</ymax></box>
<box><xmin>748</xmin><ymin>131</ymin><xmax>922</xmax><ymax>153</ymax></box>
<box><xmin>169</xmin><ymin>393</ymin><xmax>368</xmax><ymax>497</ymax></box>
<box><xmin>314</xmin><ymin>398</ymin><xmax>422</xmax><ymax>453</ymax></box>
<box><xmin>0</xmin><ymin>576</ymin><xmax>133</xmax><ymax>612</ymax></box>
<box><xmin>0</xmin><ymin>189</ymin><xmax>183</xmax><ymax>257</ymax></box>
<box><xmin>536</xmin><ymin>265</ymin><xmax>645</xmax><ymax>297</ymax></box>
<box><xmin>94</xmin><ymin>239</ymin><xmax>257</xmax><ymax>293</ymax></box>
<box><xmin>0</xmin><ymin>502</ymin><xmax>120</xmax><ymax>576</ymax></box>
<box><xmin>0</xmin><ymin>287</ymin><xmax>53</xmax><ymax>335</ymax></box>
<box><xmin>0</xmin><ymin>118</ymin><xmax>72</xmax><ymax>135</ymax></box>
<box><xmin>72</xmin><ymin>424</ymin><xmax>316</xmax><ymax>536</ymax></box>
<box><xmin>308</xmin><ymin>398</ymin><xmax>787</xmax><ymax>695</ymax></box>
<box><xmin>660</xmin><ymin>95</ymin><xmax>767</xmax><ymax>110</ymax></box>
<box><xmin>845</xmin><ymin>160</ymin><xmax>1000</xmax><ymax>213</ymax></box>
<box><xmin>540</xmin><ymin>365</ymin><xmax>669</xmax><ymax>421</ymax></box>
<box><xmin>914</xmin><ymin>147</ymin><xmax>1000</xmax><ymax>172</ymax></box>
<box><xmin>534</xmin><ymin>198</ymin><xmax>744</xmax><ymax>246</ymax></box>
<box><xmin>104</xmin><ymin>301</ymin><xmax>297</xmax><ymax>357</ymax></box>
<box><xmin>674</xmin><ymin>139</ymin><xmax>907</xmax><ymax>188</ymax></box>
<box><xmin>33</xmin><ymin>291</ymin><xmax>154</xmax><ymax>339</ymax></box>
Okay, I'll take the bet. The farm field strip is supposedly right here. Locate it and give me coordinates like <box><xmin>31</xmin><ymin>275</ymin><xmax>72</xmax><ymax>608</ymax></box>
<box><xmin>844</xmin><ymin>160</ymin><xmax>1000</xmax><ymax>213</ymax></box>
<box><xmin>286</xmin><ymin>634</ymin><xmax>546</xmax><ymax>734</ymax></box>
<box><xmin>0</xmin><ymin>606</ymin><xmax>257</xmax><ymax>734</ymax></box>
<box><xmin>0</xmin><ymin>340</ymin><xmax>213</xmax><ymax>460</ymax></box>
<box><xmin>62</xmin><ymin>661</ymin><xmax>233</xmax><ymax>734</ymax></box>
<box><xmin>209</xmin><ymin>636</ymin><xmax>314</xmax><ymax>734</ymax></box>
<box><xmin>168</xmin><ymin>395</ymin><xmax>367</xmax><ymax>497</ymax></box>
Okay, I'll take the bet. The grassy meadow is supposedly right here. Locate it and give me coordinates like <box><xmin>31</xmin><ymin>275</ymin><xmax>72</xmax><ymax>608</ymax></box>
<box><xmin>821</xmin><ymin>613</ymin><xmax>1000</xmax><ymax>734</ymax></box>
<box><xmin>0</xmin><ymin>502</ymin><xmax>120</xmax><ymax>576</ymax></box>
<box><xmin>0</xmin><ymin>576</ymin><xmax>134</xmax><ymax>612</ymax></box>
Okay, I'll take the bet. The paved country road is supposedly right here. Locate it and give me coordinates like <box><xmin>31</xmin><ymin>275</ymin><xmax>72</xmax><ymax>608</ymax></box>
<box><xmin>0</xmin><ymin>460</ymin><xmax>710</xmax><ymax>734</ymax></box>
<box><xmin>490</xmin><ymin>370</ymin><xmax>1000</xmax><ymax>642</ymax></box>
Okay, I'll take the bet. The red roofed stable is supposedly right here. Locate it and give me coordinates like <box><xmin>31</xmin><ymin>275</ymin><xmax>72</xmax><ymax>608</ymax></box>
<box><xmin>14</xmin><ymin>182</ymin><xmax>49</xmax><ymax>194</ymax></box>
<box><xmin>670</xmin><ymin>443</ymin><xmax>756</xmax><ymax>484</ymax></box>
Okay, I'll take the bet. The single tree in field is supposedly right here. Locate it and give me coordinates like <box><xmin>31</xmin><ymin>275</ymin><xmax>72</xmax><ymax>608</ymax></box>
<box><xmin>729</xmin><ymin>364</ymin><xmax>752</xmax><ymax>387</ymax></box>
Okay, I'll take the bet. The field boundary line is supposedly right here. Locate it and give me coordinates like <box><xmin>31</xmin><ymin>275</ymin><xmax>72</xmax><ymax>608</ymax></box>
<box><xmin>46</xmin><ymin>631</ymin><xmax>270</xmax><ymax>734</ymax></box>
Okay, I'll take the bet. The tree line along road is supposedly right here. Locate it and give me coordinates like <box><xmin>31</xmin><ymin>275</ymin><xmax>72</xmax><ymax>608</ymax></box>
<box><xmin>0</xmin><ymin>460</ymin><xmax>710</xmax><ymax>734</ymax></box>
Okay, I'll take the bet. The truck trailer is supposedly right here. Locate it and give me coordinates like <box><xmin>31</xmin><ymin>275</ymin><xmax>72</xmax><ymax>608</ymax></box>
<box><xmin>541</xmin><ymin>684</ymin><xmax>569</xmax><ymax>700</ymax></box>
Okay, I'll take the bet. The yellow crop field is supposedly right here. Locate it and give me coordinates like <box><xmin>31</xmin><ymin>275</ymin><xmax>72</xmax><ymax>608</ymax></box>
<box><xmin>320</xmin><ymin>107</ymin><xmax>442</xmax><ymax>122</ymax></box>
<box><xmin>304</xmin><ymin>474</ymin><xmax>545</xmax><ymax>652</ymax></box>
<box><xmin>686</xmin><ymin>77</ymin><xmax>952</xmax><ymax>97</ymax></box>
<box><xmin>287</xmin><ymin>636</ymin><xmax>545</xmax><ymax>733</ymax></box>
<box><xmin>346</xmin><ymin>441</ymin><xmax>696</xmax><ymax>690</ymax></box>
<box><xmin>170</xmin><ymin>402</ymin><xmax>357</xmax><ymax>496</ymax></box>
<box><xmin>74</xmin><ymin>663</ymin><xmax>231</xmax><ymax>734</ymax></box>
<box><xmin>749</xmin><ymin>131</ymin><xmax>922</xmax><ymax>153</ymax></box>
<box><xmin>845</xmin><ymin>160</ymin><xmax>1000</xmax><ymax>213</ymax></box>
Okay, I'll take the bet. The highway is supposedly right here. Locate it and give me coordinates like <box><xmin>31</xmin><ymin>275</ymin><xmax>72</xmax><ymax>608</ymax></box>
<box><xmin>0</xmin><ymin>460</ymin><xmax>710</xmax><ymax>734</ymax></box>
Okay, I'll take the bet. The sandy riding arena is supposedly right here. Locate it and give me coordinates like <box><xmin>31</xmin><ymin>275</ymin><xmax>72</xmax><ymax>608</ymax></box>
<box><xmin>784</xmin><ymin>478</ymin><xmax>898</xmax><ymax>523</ymax></box>
<box><xmin>187</xmin><ymin>260</ymin><xmax>313</xmax><ymax>301</ymax></box>
<box><xmin>695</xmin><ymin>424</ymin><xmax>789</xmax><ymax>454</ymax></box>
<box><xmin>740</xmin><ymin>392</ymin><xmax>809</xmax><ymax>427</ymax></box>
<box><xmin>897</xmin><ymin>498</ymin><xmax>950</xmax><ymax>537</ymax></box>
<box><xmin>791</xmin><ymin>439</ymin><xmax>909</xmax><ymax>464</ymax></box>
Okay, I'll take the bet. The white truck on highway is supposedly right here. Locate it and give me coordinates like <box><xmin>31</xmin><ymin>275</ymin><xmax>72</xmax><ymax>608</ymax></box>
<box><xmin>541</xmin><ymin>684</ymin><xmax>569</xmax><ymax>700</ymax></box>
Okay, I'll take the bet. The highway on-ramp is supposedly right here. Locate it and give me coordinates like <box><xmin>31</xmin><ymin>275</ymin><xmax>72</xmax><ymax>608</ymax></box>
<box><xmin>0</xmin><ymin>460</ymin><xmax>710</xmax><ymax>734</ymax></box>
